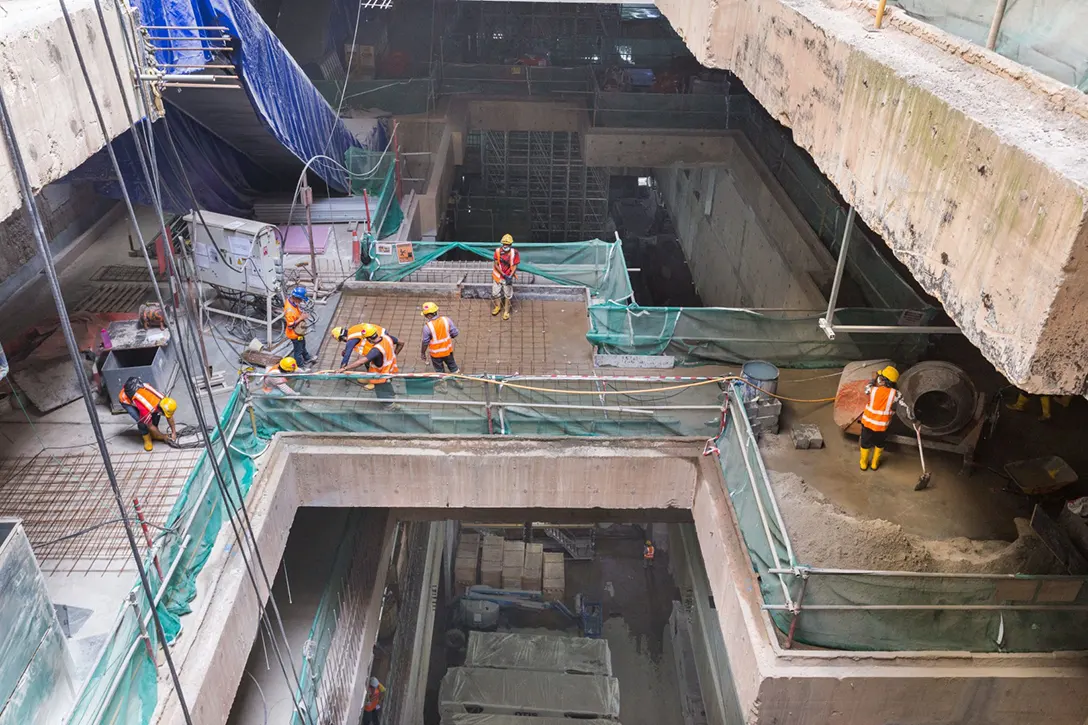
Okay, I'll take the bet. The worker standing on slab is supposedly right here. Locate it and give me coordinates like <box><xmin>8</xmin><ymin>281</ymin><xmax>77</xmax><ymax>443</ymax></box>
<box><xmin>859</xmin><ymin>365</ymin><xmax>911</xmax><ymax>471</ymax></box>
<box><xmin>363</xmin><ymin>677</ymin><xmax>386</xmax><ymax>725</ymax></box>
<box><xmin>420</xmin><ymin>302</ymin><xmax>462</xmax><ymax>392</ymax></box>
<box><xmin>260</xmin><ymin>357</ymin><xmax>298</xmax><ymax>396</ymax></box>
<box><xmin>1006</xmin><ymin>389</ymin><xmax>1071</xmax><ymax>421</ymax></box>
<box><xmin>331</xmin><ymin>323</ymin><xmax>386</xmax><ymax>368</ymax></box>
<box><xmin>337</xmin><ymin>324</ymin><xmax>402</xmax><ymax>409</ymax></box>
<box><xmin>643</xmin><ymin>539</ymin><xmax>655</xmax><ymax>569</ymax></box>
<box><xmin>284</xmin><ymin>286</ymin><xmax>314</xmax><ymax>368</ymax></box>
<box><xmin>118</xmin><ymin>377</ymin><xmax>177</xmax><ymax>452</ymax></box>
<box><xmin>492</xmin><ymin>234</ymin><xmax>520</xmax><ymax>321</ymax></box>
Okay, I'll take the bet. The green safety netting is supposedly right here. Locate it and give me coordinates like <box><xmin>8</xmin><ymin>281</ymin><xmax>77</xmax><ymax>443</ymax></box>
<box><xmin>361</xmin><ymin>238</ymin><xmax>932</xmax><ymax>368</ymax></box>
<box><xmin>713</xmin><ymin>383</ymin><xmax>1088</xmax><ymax>653</ymax></box>
<box><xmin>345</xmin><ymin>147</ymin><xmax>402</xmax><ymax>240</ymax></box>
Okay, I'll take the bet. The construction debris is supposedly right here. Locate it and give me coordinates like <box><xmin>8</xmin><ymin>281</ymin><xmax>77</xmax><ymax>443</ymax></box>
<box><xmin>791</xmin><ymin>423</ymin><xmax>824</xmax><ymax>449</ymax></box>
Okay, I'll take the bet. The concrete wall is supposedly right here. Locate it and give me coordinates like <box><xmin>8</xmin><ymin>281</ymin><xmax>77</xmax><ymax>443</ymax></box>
<box><xmin>654</xmin><ymin>0</ymin><xmax>1088</xmax><ymax>394</ymax></box>
<box><xmin>656</xmin><ymin>141</ymin><xmax>832</xmax><ymax>309</ymax></box>
<box><xmin>0</xmin><ymin>0</ymin><xmax>139</xmax><ymax>222</ymax></box>
<box><xmin>465</xmin><ymin>99</ymin><xmax>588</xmax><ymax>133</ymax></box>
<box><xmin>582</xmin><ymin>128</ymin><xmax>734</xmax><ymax>167</ymax></box>
<box><xmin>156</xmin><ymin>434</ymin><xmax>1088</xmax><ymax>725</ymax></box>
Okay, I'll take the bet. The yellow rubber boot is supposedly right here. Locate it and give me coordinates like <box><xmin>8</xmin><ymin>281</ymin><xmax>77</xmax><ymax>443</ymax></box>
<box><xmin>142</xmin><ymin>434</ymin><xmax>154</xmax><ymax>452</ymax></box>
<box><xmin>1039</xmin><ymin>396</ymin><xmax>1052</xmax><ymax>421</ymax></box>
<box><xmin>491</xmin><ymin>298</ymin><xmax>502</xmax><ymax>316</ymax></box>
<box><xmin>502</xmin><ymin>298</ymin><xmax>511</xmax><ymax>321</ymax></box>
<box><xmin>871</xmin><ymin>447</ymin><xmax>884</xmax><ymax>471</ymax></box>
<box><xmin>859</xmin><ymin>447</ymin><xmax>871</xmax><ymax>471</ymax></box>
<box><xmin>1006</xmin><ymin>393</ymin><xmax>1029</xmax><ymax>412</ymax></box>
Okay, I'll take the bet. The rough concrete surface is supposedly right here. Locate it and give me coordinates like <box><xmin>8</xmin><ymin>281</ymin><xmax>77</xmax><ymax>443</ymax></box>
<box><xmin>769</xmin><ymin>470</ymin><xmax>1064</xmax><ymax>574</ymax></box>
<box><xmin>0</xmin><ymin>0</ymin><xmax>140</xmax><ymax>222</ymax></box>
<box><xmin>655</xmin><ymin>0</ymin><xmax>1088</xmax><ymax>394</ymax></box>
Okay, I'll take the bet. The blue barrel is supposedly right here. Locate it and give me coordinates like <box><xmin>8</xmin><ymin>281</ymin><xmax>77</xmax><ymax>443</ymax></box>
<box><xmin>741</xmin><ymin>360</ymin><xmax>779</xmax><ymax>401</ymax></box>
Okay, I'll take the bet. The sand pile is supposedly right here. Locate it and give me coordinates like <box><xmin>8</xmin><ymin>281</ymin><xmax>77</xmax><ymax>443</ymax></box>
<box><xmin>768</xmin><ymin>471</ymin><xmax>1063</xmax><ymax>575</ymax></box>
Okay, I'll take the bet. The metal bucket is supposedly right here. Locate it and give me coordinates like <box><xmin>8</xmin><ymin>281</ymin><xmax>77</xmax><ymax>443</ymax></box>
<box><xmin>741</xmin><ymin>360</ymin><xmax>779</xmax><ymax>401</ymax></box>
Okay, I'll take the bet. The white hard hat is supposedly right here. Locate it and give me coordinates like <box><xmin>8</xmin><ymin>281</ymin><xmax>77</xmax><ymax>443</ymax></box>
<box><xmin>370</xmin><ymin>677</ymin><xmax>380</xmax><ymax>687</ymax></box>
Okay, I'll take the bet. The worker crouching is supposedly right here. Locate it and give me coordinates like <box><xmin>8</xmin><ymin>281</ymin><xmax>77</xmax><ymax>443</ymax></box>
<box><xmin>420</xmin><ymin>302</ymin><xmax>463</xmax><ymax>392</ymax></box>
<box><xmin>261</xmin><ymin>357</ymin><xmax>299</xmax><ymax>396</ymax></box>
<box><xmin>337</xmin><ymin>324</ymin><xmax>403</xmax><ymax>410</ymax></box>
<box><xmin>118</xmin><ymin>377</ymin><xmax>177</xmax><ymax>451</ymax></box>
<box><xmin>859</xmin><ymin>365</ymin><xmax>912</xmax><ymax>471</ymax></box>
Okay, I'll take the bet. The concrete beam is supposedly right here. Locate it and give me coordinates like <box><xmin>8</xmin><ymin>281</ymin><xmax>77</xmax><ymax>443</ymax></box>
<box><xmin>655</xmin><ymin>0</ymin><xmax>1088</xmax><ymax>394</ymax></box>
<box><xmin>0</xmin><ymin>0</ymin><xmax>140</xmax><ymax>222</ymax></box>
<box><xmin>582</xmin><ymin>128</ymin><xmax>735</xmax><ymax>167</ymax></box>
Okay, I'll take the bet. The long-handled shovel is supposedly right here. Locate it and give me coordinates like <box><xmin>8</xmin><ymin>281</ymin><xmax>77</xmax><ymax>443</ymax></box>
<box><xmin>913</xmin><ymin>422</ymin><xmax>932</xmax><ymax>491</ymax></box>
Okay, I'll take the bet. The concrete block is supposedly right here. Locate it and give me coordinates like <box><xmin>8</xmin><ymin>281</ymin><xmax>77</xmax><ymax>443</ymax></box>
<box><xmin>790</xmin><ymin>423</ymin><xmax>824</xmax><ymax>450</ymax></box>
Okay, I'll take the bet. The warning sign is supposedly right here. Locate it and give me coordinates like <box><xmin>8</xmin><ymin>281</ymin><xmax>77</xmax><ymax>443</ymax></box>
<box><xmin>396</xmin><ymin>243</ymin><xmax>415</xmax><ymax>264</ymax></box>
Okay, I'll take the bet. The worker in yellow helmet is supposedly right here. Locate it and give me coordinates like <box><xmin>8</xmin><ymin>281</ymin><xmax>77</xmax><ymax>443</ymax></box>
<box><xmin>491</xmin><ymin>234</ymin><xmax>520</xmax><ymax>320</ymax></box>
<box><xmin>331</xmin><ymin>323</ymin><xmax>387</xmax><ymax>368</ymax></box>
<box><xmin>420</xmin><ymin>302</ymin><xmax>462</xmax><ymax>392</ymax></box>
<box><xmin>261</xmin><ymin>357</ymin><xmax>299</xmax><ymax>396</ymax></box>
<box><xmin>337</xmin><ymin>323</ymin><xmax>402</xmax><ymax>410</ymax></box>
<box><xmin>859</xmin><ymin>365</ymin><xmax>912</xmax><ymax>471</ymax></box>
<box><xmin>118</xmin><ymin>376</ymin><xmax>177</xmax><ymax>451</ymax></box>
<box><xmin>1006</xmin><ymin>389</ymin><xmax>1071</xmax><ymax>421</ymax></box>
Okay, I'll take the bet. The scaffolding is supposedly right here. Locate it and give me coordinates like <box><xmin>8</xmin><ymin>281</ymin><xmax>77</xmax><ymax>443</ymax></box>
<box><xmin>465</xmin><ymin>3</ymin><xmax>621</xmax><ymax>66</ymax></box>
<box><xmin>477</xmin><ymin>130</ymin><xmax>608</xmax><ymax>241</ymax></box>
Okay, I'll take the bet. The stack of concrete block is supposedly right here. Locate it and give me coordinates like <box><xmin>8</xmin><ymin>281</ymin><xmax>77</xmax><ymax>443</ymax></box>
<box><xmin>479</xmin><ymin>536</ymin><xmax>504</xmax><ymax>588</ymax></box>
<box><xmin>454</xmin><ymin>533</ymin><xmax>481</xmax><ymax>595</ymax></box>
<box><xmin>542</xmin><ymin>552</ymin><xmax>565</xmax><ymax>599</ymax></box>
<box><xmin>521</xmin><ymin>543</ymin><xmax>543</xmax><ymax>591</ymax></box>
<box><xmin>501</xmin><ymin>540</ymin><xmax>525</xmax><ymax>590</ymax></box>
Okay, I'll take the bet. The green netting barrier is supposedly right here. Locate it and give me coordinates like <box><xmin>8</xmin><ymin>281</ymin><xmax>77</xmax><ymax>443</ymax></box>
<box><xmin>713</xmin><ymin>383</ymin><xmax>1088</xmax><ymax>653</ymax></box>
<box><xmin>345</xmin><ymin>147</ymin><xmax>400</xmax><ymax>240</ymax></box>
<box><xmin>360</xmin><ymin>238</ymin><xmax>932</xmax><ymax>368</ymax></box>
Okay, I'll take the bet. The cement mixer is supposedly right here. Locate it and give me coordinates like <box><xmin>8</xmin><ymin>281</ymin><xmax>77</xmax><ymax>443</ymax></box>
<box><xmin>835</xmin><ymin>360</ymin><xmax>987</xmax><ymax>474</ymax></box>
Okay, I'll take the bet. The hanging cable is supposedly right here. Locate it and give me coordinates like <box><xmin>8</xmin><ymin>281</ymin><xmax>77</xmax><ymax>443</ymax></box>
<box><xmin>0</xmin><ymin>75</ymin><xmax>194</xmax><ymax>725</ymax></box>
<box><xmin>73</xmin><ymin>2</ymin><xmax>311</xmax><ymax>720</ymax></box>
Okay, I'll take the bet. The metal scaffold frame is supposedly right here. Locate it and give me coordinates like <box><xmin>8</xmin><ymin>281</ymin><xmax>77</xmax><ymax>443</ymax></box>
<box><xmin>478</xmin><ymin>130</ymin><xmax>608</xmax><ymax>242</ymax></box>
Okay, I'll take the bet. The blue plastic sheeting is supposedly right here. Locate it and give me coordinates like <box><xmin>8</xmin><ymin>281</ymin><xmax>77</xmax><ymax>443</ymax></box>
<box><xmin>134</xmin><ymin>0</ymin><xmax>362</xmax><ymax>192</ymax></box>
<box><xmin>67</xmin><ymin>102</ymin><xmax>276</xmax><ymax>217</ymax></box>
<box><xmin>137</xmin><ymin>0</ymin><xmax>208</xmax><ymax>70</ymax></box>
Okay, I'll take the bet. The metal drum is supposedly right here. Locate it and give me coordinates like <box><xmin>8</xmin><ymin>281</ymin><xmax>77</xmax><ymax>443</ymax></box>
<box><xmin>741</xmin><ymin>360</ymin><xmax>779</xmax><ymax>401</ymax></box>
<box><xmin>896</xmin><ymin>361</ymin><xmax>977</xmax><ymax>437</ymax></box>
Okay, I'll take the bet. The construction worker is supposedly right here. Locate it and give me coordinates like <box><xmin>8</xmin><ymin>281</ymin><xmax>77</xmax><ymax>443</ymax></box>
<box><xmin>492</xmin><ymin>234</ymin><xmax>520</xmax><ymax>321</ymax></box>
<box><xmin>420</xmin><ymin>302</ymin><xmax>462</xmax><ymax>391</ymax></box>
<box><xmin>331</xmin><ymin>323</ymin><xmax>387</xmax><ymax>368</ymax></box>
<box><xmin>643</xmin><ymin>539</ymin><xmax>655</xmax><ymax>569</ymax></box>
<box><xmin>363</xmin><ymin>677</ymin><xmax>386</xmax><ymax>725</ymax></box>
<box><xmin>1006</xmin><ymin>389</ymin><xmax>1071</xmax><ymax>421</ymax></box>
<box><xmin>118</xmin><ymin>376</ymin><xmax>177</xmax><ymax>452</ymax></box>
<box><xmin>284</xmin><ymin>286</ymin><xmax>314</xmax><ymax>368</ymax></box>
<box><xmin>261</xmin><ymin>357</ymin><xmax>298</xmax><ymax>396</ymax></box>
<box><xmin>337</xmin><ymin>324</ymin><xmax>402</xmax><ymax>409</ymax></box>
<box><xmin>859</xmin><ymin>365</ymin><xmax>912</xmax><ymax>471</ymax></box>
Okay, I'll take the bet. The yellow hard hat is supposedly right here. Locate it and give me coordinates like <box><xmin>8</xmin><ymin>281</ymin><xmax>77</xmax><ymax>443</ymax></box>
<box><xmin>645</xmin><ymin>540</ymin><xmax>652</xmax><ymax>546</ymax></box>
<box><xmin>362</xmin><ymin>323</ymin><xmax>381</xmax><ymax>339</ymax></box>
<box><xmin>330</xmin><ymin>326</ymin><xmax>345</xmax><ymax>341</ymax></box>
<box><xmin>421</xmin><ymin>302</ymin><xmax>439</xmax><ymax>316</ymax></box>
<box><xmin>500</xmin><ymin>234</ymin><xmax>514</xmax><ymax>246</ymax></box>
<box><xmin>280</xmin><ymin>357</ymin><xmax>298</xmax><ymax>373</ymax></box>
<box><xmin>879</xmin><ymin>365</ymin><xmax>900</xmax><ymax>384</ymax></box>
<box><xmin>160</xmin><ymin>397</ymin><xmax>177</xmax><ymax>418</ymax></box>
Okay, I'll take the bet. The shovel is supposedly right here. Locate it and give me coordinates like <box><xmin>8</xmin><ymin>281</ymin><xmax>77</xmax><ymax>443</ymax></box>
<box><xmin>913</xmin><ymin>422</ymin><xmax>932</xmax><ymax>491</ymax></box>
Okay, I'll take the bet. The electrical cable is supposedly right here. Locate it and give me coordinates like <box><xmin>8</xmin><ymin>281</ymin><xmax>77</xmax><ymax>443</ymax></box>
<box><xmin>0</xmin><ymin>68</ymin><xmax>194</xmax><ymax>725</ymax></box>
<box><xmin>85</xmin><ymin>4</ymin><xmax>312</xmax><ymax>720</ymax></box>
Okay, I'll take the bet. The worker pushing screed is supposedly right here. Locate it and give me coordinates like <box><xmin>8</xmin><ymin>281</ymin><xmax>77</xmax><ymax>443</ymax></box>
<box><xmin>420</xmin><ymin>301</ymin><xmax>463</xmax><ymax>392</ymax></box>
<box><xmin>859</xmin><ymin>365</ymin><xmax>915</xmax><ymax>472</ymax></box>
<box><xmin>118</xmin><ymin>376</ymin><xmax>178</xmax><ymax>452</ymax></box>
<box><xmin>337</xmin><ymin>323</ymin><xmax>403</xmax><ymax>410</ymax></box>
<box><xmin>491</xmin><ymin>234</ymin><xmax>520</xmax><ymax>321</ymax></box>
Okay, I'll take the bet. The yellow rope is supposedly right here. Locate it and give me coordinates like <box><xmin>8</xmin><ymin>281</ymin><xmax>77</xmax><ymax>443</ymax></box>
<box><xmin>305</xmin><ymin>371</ymin><xmax>837</xmax><ymax>404</ymax></box>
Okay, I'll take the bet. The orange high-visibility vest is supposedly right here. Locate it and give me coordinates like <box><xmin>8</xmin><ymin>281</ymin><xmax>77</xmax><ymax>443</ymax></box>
<box><xmin>262</xmin><ymin>364</ymin><xmax>289</xmax><ymax>394</ymax></box>
<box><xmin>426</xmin><ymin>316</ymin><xmax>454</xmax><ymax>357</ymax></box>
<box><xmin>347</xmin><ymin>323</ymin><xmax>385</xmax><ymax>343</ymax></box>
<box><xmin>364</xmin><ymin>684</ymin><xmax>385</xmax><ymax>711</ymax></box>
<box><xmin>492</xmin><ymin>247</ymin><xmax>519</xmax><ymax>284</ymax></box>
<box><xmin>284</xmin><ymin>299</ymin><xmax>304</xmax><ymax>340</ymax></box>
<box><xmin>644</xmin><ymin>545</ymin><xmax>655</xmax><ymax>560</ymax></box>
<box><xmin>119</xmin><ymin>384</ymin><xmax>164</xmax><ymax>423</ymax></box>
<box><xmin>861</xmin><ymin>386</ymin><xmax>899</xmax><ymax>431</ymax></box>
<box><xmin>365</xmin><ymin>334</ymin><xmax>399</xmax><ymax>383</ymax></box>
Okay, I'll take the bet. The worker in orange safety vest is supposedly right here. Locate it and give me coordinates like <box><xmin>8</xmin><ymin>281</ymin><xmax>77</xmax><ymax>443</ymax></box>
<box><xmin>331</xmin><ymin>323</ymin><xmax>387</xmax><ymax>368</ymax></box>
<box><xmin>363</xmin><ymin>677</ymin><xmax>386</xmax><ymax>725</ymax></box>
<box><xmin>419</xmin><ymin>301</ymin><xmax>462</xmax><ymax>392</ymax></box>
<box><xmin>643</xmin><ymin>539</ymin><xmax>655</xmax><ymax>569</ymax></box>
<box><xmin>284</xmin><ymin>286</ymin><xmax>314</xmax><ymax>368</ymax></box>
<box><xmin>337</xmin><ymin>324</ymin><xmax>402</xmax><ymax>410</ymax></box>
<box><xmin>260</xmin><ymin>357</ymin><xmax>299</xmax><ymax>396</ymax></box>
<box><xmin>118</xmin><ymin>377</ymin><xmax>178</xmax><ymax>451</ymax></box>
<box><xmin>491</xmin><ymin>234</ymin><xmax>520</xmax><ymax>320</ymax></box>
<box><xmin>859</xmin><ymin>365</ymin><xmax>913</xmax><ymax>471</ymax></box>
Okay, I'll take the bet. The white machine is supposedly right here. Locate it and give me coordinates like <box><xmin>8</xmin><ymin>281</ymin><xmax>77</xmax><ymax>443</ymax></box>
<box><xmin>184</xmin><ymin>211</ymin><xmax>284</xmax><ymax>345</ymax></box>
